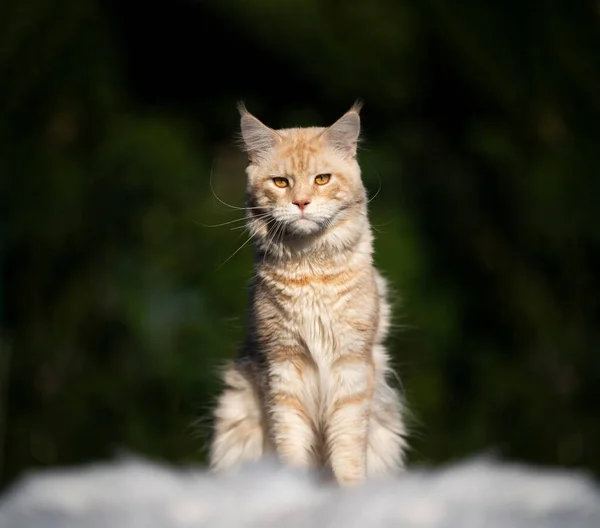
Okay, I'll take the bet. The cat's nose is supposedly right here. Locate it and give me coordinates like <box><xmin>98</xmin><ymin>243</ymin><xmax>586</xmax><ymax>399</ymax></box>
<box><xmin>292</xmin><ymin>199</ymin><xmax>311</xmax><ymax>211</ymax></box>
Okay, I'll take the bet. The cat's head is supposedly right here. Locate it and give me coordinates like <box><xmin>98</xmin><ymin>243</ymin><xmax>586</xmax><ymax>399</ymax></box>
<box><xmin>239</xmin><ymin>103</ymin><xmax>367</xmax><ymax>244</ymax></box>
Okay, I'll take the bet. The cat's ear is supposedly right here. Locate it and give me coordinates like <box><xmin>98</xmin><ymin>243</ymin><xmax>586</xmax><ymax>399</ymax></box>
<box><xmin>238</xmin><ymin>103</ymin><xmax>281</xmax><ymax>162</ymax></box>
<box><xmin>321</xmin><ymin>101</ymin><xmax>362</xmax><ymax>159</ymax></box>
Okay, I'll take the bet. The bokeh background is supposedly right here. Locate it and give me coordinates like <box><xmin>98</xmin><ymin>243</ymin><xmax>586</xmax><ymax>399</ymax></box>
<box><xmin>1</xmin><ymin>0</ymin><xmax>600</xmax><ymax>491</ymax></box>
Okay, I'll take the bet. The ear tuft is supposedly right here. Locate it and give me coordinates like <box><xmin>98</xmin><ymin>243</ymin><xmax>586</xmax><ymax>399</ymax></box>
<box><xmin>349</xmin><ymin>99</ymin><xmax>364</xmax><ymax>115</ymax></box>
<box><xmin>321</xmin><ymin>101</ymin><xmax>363</xmax><ymax>158</ymax></box>
<box><xmin>237</xmin><ymin>102</ymin><xmax>280</xmax><ymax>162</ymax></box>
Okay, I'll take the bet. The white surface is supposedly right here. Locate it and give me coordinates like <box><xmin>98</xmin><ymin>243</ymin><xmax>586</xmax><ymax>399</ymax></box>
<box><xmin>1</xmin><ymin>456</ymin><xmax>599</xmax><ymax>527</ymax></box>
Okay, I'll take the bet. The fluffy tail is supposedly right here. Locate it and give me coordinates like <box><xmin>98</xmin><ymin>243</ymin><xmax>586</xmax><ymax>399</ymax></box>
<box><xmin>366</xmin><ymin>344</ymin><xmax>408</xmax><ymax>476</ymax></box>
<box><xmin>209</xmin><ymin>362</ymin><xmax>267</xmax><ymax>472</ymax></box>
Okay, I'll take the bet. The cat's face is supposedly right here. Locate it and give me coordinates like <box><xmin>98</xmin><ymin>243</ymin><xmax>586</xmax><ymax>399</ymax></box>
<box><xmin>240</xmin><ymin>105</ymin><xmax>366</xmax><ymax>240</ymax></box>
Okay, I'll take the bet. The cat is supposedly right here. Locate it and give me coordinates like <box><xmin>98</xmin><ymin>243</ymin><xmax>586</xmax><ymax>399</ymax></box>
<box><xmin>209</xmin><ymin>103</ymin><xmax>407</xmax><ymax>486</ymax></box>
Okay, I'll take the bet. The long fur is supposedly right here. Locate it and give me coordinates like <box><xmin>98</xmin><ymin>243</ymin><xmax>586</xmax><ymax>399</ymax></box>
<box><xmin>209</xmin><ymin>104</ymin><xmax>407</xmax><ymax>486</ymax></box>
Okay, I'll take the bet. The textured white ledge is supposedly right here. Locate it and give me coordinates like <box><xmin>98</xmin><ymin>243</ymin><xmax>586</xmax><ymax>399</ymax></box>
<box><xmin>1</xmin><ymin>457</ymin><xmax>599</xmax><ymax>527</ymax></box>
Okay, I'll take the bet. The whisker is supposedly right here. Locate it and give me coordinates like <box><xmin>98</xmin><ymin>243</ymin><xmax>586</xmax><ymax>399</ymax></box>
<box><xmin>216</xmin><ymin>234</ymin><xmax>256</xmax><ymax>270</ymax></box>
<box><xmin>262</xmin><ymin>220</ymin><xmax>283</xmax><ymax>265</ymax></box>
<box><xmin>195</xmin><ymin>218</ymin><xmax>246</xmax><ymax>228</ymax></box>
<box><xmin>217</xmin><ymin>216</ymin><xmax>280</xmax><ymax>270</ymax></box>
<box><xmin>275</xmin><ymin>222</ymin><xmax>286</xmax><ymax>258</ymax></box>
<box><xmin>208</xmin><ymin>165</ymin><xmax>264</xmax><ymax>211</ymax></box>
<box><xmin>367</xmin><ymin>171</ymin><xmax>382</xmax><ymax>204</ymax></box>
<box><xmin>209</xmin><ymin>165</ymin><xmax>247</xmax><ymax>211</ymax></box>
<box><xmin>232</xmin><ymin>214</ymin><xmax>276</xmax><ymax>232</ymax></box>
<box><xmin>372</xmin><ymin>219</ymin><xmax>394</xmax><ymax>229</ymax></box>
<box><xmin>196</xmin><ymin>212</ymin><xmax>270</xmax><ymax>229</ymax></box>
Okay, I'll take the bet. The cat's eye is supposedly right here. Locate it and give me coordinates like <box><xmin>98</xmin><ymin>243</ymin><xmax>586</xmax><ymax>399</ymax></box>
<box><xmin>272</xmin><ymin>177</ymin><xmax>289</xmax><ymax>188</ymax></box>
<box><xmin>314</xmin><ymin>173</ymin><xmax>331</xmax><ymax>185</ymax></box>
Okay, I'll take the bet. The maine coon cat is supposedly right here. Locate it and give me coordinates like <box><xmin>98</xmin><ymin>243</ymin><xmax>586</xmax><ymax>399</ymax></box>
<box><xmin>209</xmin><ymin>103</ymin><xmax>407</xmax><ymax>486</ymax></box>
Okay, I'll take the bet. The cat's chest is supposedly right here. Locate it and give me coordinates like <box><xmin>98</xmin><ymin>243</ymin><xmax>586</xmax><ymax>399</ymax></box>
<box><xmin>288</xmin><ymin>284</ymin><xmax>345</xmax><ymax>358</ymax></box>
<box><xmin>257</xmin><ymin>264</ymin><xmax>372</xmax><ymax>358</ymax></box>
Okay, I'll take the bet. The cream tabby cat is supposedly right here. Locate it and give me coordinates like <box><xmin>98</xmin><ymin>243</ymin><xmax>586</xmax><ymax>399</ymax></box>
<box><xmin>209</xmin><ymin>103</ymin><xmax>407</xmax><ymax>485</ymax></box>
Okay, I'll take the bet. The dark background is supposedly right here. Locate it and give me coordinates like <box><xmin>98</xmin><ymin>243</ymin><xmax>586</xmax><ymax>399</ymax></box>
<box><xmin>1</xmin><ymin>0</ymin><xmax>599</xmax><ymax>490</ymax></box>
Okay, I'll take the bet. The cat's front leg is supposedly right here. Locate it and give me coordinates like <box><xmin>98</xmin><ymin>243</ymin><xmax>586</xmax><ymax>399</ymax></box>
<box><xmin>325</xmin><ymin>355</ymin><xmax>374</xmax><ymax>486</ymax></box>
<box><xmin>267</xmin><ymin>349</ymin><xmax>319</xmax><ymax>469</ymax></box>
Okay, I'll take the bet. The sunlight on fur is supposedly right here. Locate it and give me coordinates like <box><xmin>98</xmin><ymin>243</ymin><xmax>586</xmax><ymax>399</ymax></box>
<box><xmin>209</xmin><ymin>104</ymin><xmax>407</xmax><ymax>485</ymax></box>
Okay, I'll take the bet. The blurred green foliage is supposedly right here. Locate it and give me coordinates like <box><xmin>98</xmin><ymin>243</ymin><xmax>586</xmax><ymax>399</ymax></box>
<box><xmin>1</xmin><ymin>0</ymin><xmax>600</xmax><ymax>489</ymax></box>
